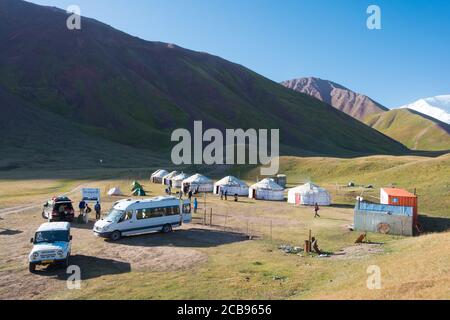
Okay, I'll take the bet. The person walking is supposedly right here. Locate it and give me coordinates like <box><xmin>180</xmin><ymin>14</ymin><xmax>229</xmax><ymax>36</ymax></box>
<box><xmin>193</xmin><ymin>198</ymin><xmax>198</xmax><ymax>214</ymax></box>
<box><xmin>94</xmin><ymin>201</ymin><xmax>101</xmax><ymax>221</ymax></box>
<box><xmin>314</xmin><ymin>203</ymin><xmax>321</xmax><ymax>218</ymax></box>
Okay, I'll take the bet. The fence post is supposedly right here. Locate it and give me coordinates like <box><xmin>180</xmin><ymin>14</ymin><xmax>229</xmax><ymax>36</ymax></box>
<box><xmin>210</xmin><ymin>208</ymin><xmax>213</xmax><ymax>227</ymax></box>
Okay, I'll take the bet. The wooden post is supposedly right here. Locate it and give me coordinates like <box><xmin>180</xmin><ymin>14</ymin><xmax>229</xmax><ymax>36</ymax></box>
<box><xmin>203</xmin><ymin>209</ymin><xmax>206</xmax><ymax>226</ymax></box>
<box><xmin>210</xmin><ymin>208</ymin><xmax>213</xmax><ymax>227</ymax></box>
<box><xmin>224</xmin><ymin>214</ymin><xmax>228</xmax><ymax>230</ymax></box>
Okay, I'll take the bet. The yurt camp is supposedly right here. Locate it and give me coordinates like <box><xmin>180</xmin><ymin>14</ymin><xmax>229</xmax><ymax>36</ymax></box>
<box><xmin>151</xmin><ymin>169</ymin><xmax>169</xmax><ymax>183</ymax></box>
<box><xmin>182</xmin><ymin>174</ymin><xmax>214</xmax><ymax>193</ymax></box>
<box><xmin>214</xmin><ymin>176</ymin><xmax>249</xmax><ymax>196</ymax></box>
<box><xmin>172</xmin><ymin>173</ymin><xmax>190</xmax><ymax>188</ymax></box>
<box><xmin>248</xmin><ymin>178</ymin><xmax>284</xmax><ymax>201</ymax></box>
<box><xmin>162</xmin><ymin>171</ymin><xmax>179</xmax><ymax>186</ymax></box>
<box><xmin>288</xmin><ymin>182</ymin><xmax>331</xmax><ymax>206</ymax></box>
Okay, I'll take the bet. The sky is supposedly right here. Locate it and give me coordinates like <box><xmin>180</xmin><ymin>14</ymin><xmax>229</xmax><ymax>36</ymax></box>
<box><xmin>27</xmin><ymin>0</ymin><xmax>450</xmax><ymax>107</ymax></box>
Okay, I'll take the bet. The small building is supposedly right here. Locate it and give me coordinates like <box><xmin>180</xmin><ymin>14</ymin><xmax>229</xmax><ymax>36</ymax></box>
<box><xmin>380</xmin><ymin>188</ymin><xmax>418</xmax><ymax>226</ymax></box>
<box><xmin>248</xmin><ymin>178</ymin><xmax>284</xmax><ymax>201</ymax></box>
<box><xmin>182</xmin><ymin>174</ymin><xmax>214</xmax><ymax>193</ymax></box>
<box><xmin>287</xmin><ymin>182</ymin><xmax>331</xmax><ymax>206</ymax></box>
<box><xmin>354</xmin><ymin>201</ymin><xmax>414</xmax><ymax>236</ymax></box>
<box><xmin>214</xmin><ymin>176</ymin><xmax>249</xmax><ymax>196</ymax></box>
<box><xmin>151</xmin><ymin>169</ymin><xmax>169</xmax><ymax>184</ymax></box>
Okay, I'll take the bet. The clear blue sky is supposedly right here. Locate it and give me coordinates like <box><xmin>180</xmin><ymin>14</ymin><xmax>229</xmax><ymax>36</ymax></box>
<box><xmin>28</xmin><ymin>0</ymin><xmax>450</xmax><ymax>107</ymax></box>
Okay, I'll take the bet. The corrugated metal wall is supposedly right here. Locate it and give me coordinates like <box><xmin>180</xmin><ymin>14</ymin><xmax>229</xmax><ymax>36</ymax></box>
<box><xmin>354</xmin><ymin>202</ymin><xmax>414</xmax><ymax>236</ymax></box>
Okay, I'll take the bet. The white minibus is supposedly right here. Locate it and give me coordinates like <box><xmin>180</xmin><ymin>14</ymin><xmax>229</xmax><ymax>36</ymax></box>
<box><xmin>93</xmin><ymin>196</ymin><xmax>192</xmax><ymax>241</ymax></box>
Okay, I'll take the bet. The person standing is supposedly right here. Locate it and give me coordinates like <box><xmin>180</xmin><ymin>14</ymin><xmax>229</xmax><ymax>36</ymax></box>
<box><xmin>314</xmin><ymin>203</ymin><xmax>320</xmax><ymax>218</ymax></box>
<box><xmin>224</xmin><ymin>189</ymin><xmax>228</xmax><ymax>201</ymax></box>
<box><xmin>193</xmin><ymin>198</ymin><xmax>198</xmax><ymax>214</ymax></box>
<box><xmin>188</xmin><ymin>190</ymin><xmax>193</xmax><ymax>202</ymax></box>
<box><xmin>220</xmin><ymin>188</ymin><xmax>224</xmax><ymax>200</ymax></box>
<box><xmin>78</xmin><ymin>200</ymin><xmax>86</xmax><ymax>217</ymax></box>
<box><xmin>84</xmin><ymin>203</ymin><xmax>92</xmax><ymax>224</ymax></box>
<box><xmin>94</xmin><ymin>201</ymin><xmax>101</xmax><ymax>221</ymax></box>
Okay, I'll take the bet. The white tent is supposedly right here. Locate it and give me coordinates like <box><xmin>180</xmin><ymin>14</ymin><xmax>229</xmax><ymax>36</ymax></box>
<box><xmin>288</xmin><ymin>182</ymin><xmax>331</xmax><ymax>206</ymax></box>
<box><xmin>107</xmin><ymin>187</ymin><xmax>124</xmax><ymax>196</ymax></box>
<box><xmin>151</xmin><ymin>169</ymin><xmax>169</xmax><ymax>183</ymax></box>
<box><xmin>182</xmin><ymin>174</ymin><xmax>214</xmax><ymax>193</ymax></box>
<box><xmin>172</xmin><ymin>173</ymin><xmax>190</xmax><ymax>188</ymax></box>
<box><xmin>248</xmin><ymin>178</ymin><xmax>284</xmax><ymax>201</ymax></box>
<box><xmin>214</xmin><ymin>176</ymin><xmax>249</xmax><ymax>196</ymax></box>
<box><xmin>162</xmin><ymin>171</ymin><xmax>179</xmax><ymax>186</ymax></box>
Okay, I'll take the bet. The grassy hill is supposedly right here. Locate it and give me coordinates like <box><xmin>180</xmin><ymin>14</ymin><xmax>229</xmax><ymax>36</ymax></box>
<box><xmin>365</xmin><ymin>109</ymin><xmax>450</xmax><ymax>151</ymax></box>
<box><xmin>0</xmin><ymin>0</ymin><xmax>409</xmax><ymax>161</ymax></box>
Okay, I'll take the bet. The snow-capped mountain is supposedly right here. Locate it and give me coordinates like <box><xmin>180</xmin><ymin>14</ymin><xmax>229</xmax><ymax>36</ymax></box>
<box><xmin>398</xmin><ymin>95</ymin><xmax>450</xmax><ymax>124</ymax></box>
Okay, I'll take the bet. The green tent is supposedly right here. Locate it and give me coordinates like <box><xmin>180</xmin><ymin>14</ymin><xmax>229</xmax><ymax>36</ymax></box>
<box><xmin>132</xmin><ymin>188</ymin><xmax>146</xmax><ymax>196</ymax></box>
<box><xmin>131</xmin><ymin>181</ymin><xmax>143</xmax><ymax>191</ymax></box>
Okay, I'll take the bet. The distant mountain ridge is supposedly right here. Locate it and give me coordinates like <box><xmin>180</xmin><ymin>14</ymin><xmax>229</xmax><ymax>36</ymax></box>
<box><xmin>398</xmin><ymin>95</ymin><xmax>450</xmax><ymax>124</ymax></box>
<box><xmin>0</xmin><ymin>0</ymin><xmax>409</xmax><ymax>169</ymax></box>
<box><xmin>282</xmin><ymin>76</ymin><xmax>450</xmax><ymax>151</ymax></box>
<box><xmin>281</xmin><ymin>77</ymin><xmax>388</xmax><ymax>121</ymax></box>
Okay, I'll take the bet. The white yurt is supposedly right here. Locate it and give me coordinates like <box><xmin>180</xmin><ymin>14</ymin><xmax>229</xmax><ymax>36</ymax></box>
<box><xmin>248</xmin><ymin>178</ymin><xmax>284</xmax><ymax>201</ymax></box>
<box><xmin>172</xmin><ymin>173</ymin><xmax>190</xmax><ymax>188</ymax></box>
<box><xmin>182</xmin><ymin>174</ymin><xmax>214</xmax><ymax>193</ymax></box>
<box><xmin>151</xmin><ymin>169</ymin><xmax>169</xmax><ymax>183</ymax></box>
<box><xmin>288</xmin><ymin>182</ymin><xmax>331</xmax><ymax>206</ymax></box>
<box><xmin>107</xmin><ymin>187</ymin><xmax>124</xmax><ymax>196</ymax></box>
<box><xmin>162</xmin><ymin>171</ymin><xmax>179</xmax><ymax>186</ymax></box>
<box><xmin>214</xmin><ymin>176</ymin><xmax>249</xmax><ymax>196</ymax></box>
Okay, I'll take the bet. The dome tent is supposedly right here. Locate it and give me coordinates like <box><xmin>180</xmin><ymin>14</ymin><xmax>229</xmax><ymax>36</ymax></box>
<box><xmin>182</xmin><ymin>174</ymin><xmax>214</xmax><ymax>193</ymax></box>
<box><xmin>107</xmin><ymin>187</ymin><xmax>123</xmax><ymax>196</ymax></box>
<box><xmin>132</xmin><ymin>188</ymin><xmax>146</xmax><ymax>196</ymax></box>
<box><xmin>172</xmin><ymin>173</ymin><xmax>190</xmax><ymax>188</ymax></box>
<box><xmin>214</xmin><ymin>176</ymin><xmax>249</xmax><ymax>196</ymax></box>
<box><xmin>131</xmin><ymin>181</ymin><xmax>143</xmax><ymax>191</ymax></box>
<box><xmin>249</xmin><ymin>178</ymin><xmax>284</xmax><ymax>201</ymax></box>
<box><xmin>151</xmin><ymin>169</ymin><xmax>169</xmax><ymax>183</ymax></box>
<box><xmin>288</xmin><ymin>182</ymin><xmax>331</xmax><ymax>206</ymax></box>
<box><xmin>162</xmin><ymin>171</ymin><xmax>179</xmax><ymax>186</ymax></box>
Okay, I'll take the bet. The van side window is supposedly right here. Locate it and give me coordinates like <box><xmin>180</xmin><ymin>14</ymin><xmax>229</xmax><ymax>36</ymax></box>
<box><xmin>166</xmin><ymin>206</ymin><xmax>180</xmax><ymax>216</ymax></box>
<box><xmin>136</xmin><ymin>209</ymin><xmax>145</xmax><ymax>220</ymax></box>
<box><xmin>124</xmin><ymin>211</ymin><xmax>133</xmax><ymax>221</ymax></box>
<box><xmin>150</xmin><ymin>207</ymin><xmax>164</xmax><ymax>218</ymax></box>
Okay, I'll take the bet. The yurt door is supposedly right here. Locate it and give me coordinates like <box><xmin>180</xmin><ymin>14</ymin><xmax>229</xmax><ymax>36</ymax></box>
<box><xmin>252</xmin><ymin>189</ymin><xmax>256</xmax><ymax>199</ymax></box>
<box><xmin>295</xmin><ymin>194</ymin><xmax>301</xmax><ymax>205</ymax></box>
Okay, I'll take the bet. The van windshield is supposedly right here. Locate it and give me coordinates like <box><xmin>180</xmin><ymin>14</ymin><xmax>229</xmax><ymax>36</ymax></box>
<box><xmin>35</xmin><ymin>230</ymin><xmax>69</xmax><ymax>244</ymax></box>
<box><xmin>105</xmin><ymin>209</ymin><xmax>125</xmax><ymax>223</ymax></box>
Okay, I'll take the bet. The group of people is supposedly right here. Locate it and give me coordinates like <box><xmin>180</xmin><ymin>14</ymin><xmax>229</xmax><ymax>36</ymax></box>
<box><xmin>78</xmin><ymin>200</ymin><xmax>102</xmax><ymax>224</ymax></box>
<box><xmin>219</xmin><ymin>187</ymin><xmax>239</xmax><ymax>202</ymax></box>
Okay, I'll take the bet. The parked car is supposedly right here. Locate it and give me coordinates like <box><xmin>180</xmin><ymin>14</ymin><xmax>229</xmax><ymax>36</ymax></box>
<box><xmin>42</xmin><ymin>196</ymin><xmax>75</xmax><ymax>222</ymax></box>
<box><xmin>29</xmin><ymin>222</ymin><xmax>72</xmax><ymax>272</ymax></box>
<box><xmin>93</xmin><ymin>196</ymin><xmax>192</xmax><ymax>241</ymax></box>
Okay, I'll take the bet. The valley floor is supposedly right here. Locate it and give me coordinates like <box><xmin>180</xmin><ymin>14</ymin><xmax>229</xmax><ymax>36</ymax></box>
<box><xmin>0</xmin><ymin>155</ymin><xmax>449</xmax><ymax>300</ymax></box>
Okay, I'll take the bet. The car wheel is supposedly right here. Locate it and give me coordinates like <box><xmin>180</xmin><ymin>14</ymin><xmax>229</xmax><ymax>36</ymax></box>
<box><xmin>162</xmin><ymin>224</ymin><xmax>173</xmax><ymax>234</ymax></box>
<box><xmin>29</xmin><ymin>263</ymin><xmax>36</xmax><ymax>273</ymax></box>
<box><xmin>110</xmin><ymin>231</ymin><xmax>121</xmax><ymax>241</ymax></box>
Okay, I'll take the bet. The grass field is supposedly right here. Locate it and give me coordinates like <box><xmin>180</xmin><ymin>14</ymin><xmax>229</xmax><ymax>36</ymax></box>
<box><xmin>0</xmin><ymin>154</ymin><xmax>449</xmax><ymax>300</ymax></box>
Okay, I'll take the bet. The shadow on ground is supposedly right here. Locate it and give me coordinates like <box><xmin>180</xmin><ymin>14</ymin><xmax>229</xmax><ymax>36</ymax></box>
<box><xmin>32</xmin><ymin>255</ymin><xmax>131</xmax><ymax>280</ymax></box>
<box><xmin>420</xmin><ymin>215</ymin><xmax>450</xmax><ymax>233</ymax></box>
<box><xmin>0</xmin><ymin>228</ymin><xmax>23</xmax><ymax>236</ymax></box>
<box><xmin>113</xmin><ymin>228</ymin><xmax>249</xmax><ymax>248</ymax></box>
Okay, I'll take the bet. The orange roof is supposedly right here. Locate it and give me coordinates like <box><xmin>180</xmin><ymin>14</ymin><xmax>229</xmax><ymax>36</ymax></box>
<box><xmin>382</xmin><ymin>188</ymin><xmax>417</xmax><ymax>198</ymax></box>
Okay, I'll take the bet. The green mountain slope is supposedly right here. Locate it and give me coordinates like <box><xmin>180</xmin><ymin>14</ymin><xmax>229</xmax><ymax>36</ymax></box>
<box><xmin>0</xmin><ymin>0</ymin><xmax>408</xmax><ymax>160</ymax></box>
<box><xmin>364</xmin><ymin>109</ymin><xmax>450</xmax><ymax>151</ymax></box>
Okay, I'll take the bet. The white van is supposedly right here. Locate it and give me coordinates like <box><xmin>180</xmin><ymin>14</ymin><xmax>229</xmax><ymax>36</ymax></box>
<box><xmin>93</xmin><ymin>196</ymin><xmax>192</xmax><ymax>241</ymax></box>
